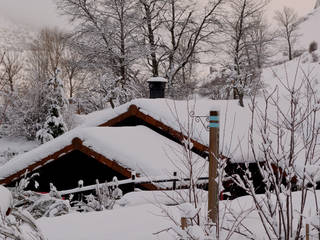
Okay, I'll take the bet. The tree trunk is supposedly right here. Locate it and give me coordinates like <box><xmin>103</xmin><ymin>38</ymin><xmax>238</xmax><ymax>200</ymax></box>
<box><xmin>143</xmin><ymin>3</ymin><xmax>159</xmax><ymax>77</ymax></box>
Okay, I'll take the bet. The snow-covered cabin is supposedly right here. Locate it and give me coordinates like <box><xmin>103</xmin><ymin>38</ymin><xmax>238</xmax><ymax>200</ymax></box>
<box><xmin>0</xmin><ymin>92</ymin><xmax>264</xmax><ymax>195</ymax></box>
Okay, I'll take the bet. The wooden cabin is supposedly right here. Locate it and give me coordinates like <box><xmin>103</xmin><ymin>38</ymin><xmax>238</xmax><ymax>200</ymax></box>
<box><xmin>0</xmin><ymin>98</ymin><xmax>270</xmax><ymax>198</ymax></box>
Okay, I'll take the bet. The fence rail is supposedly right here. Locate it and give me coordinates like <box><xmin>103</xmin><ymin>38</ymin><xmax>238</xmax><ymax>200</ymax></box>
<box><xmin>58</xmin><ymin>173</ymin><xmax>209</xmax><ymax>196</ymax></box>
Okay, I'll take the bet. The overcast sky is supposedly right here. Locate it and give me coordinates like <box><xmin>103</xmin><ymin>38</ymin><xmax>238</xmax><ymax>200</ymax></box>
<box><xmin>0</xmin><ymin>0</ymin><xmax>317</xmax><ymax>30</ymax></box>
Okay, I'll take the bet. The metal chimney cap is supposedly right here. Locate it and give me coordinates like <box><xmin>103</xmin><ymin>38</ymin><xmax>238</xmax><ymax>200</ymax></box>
<box><xmin>147</xmin><ymin>77</ymin><xmax>168</xmax><ymax>83</ymax></box>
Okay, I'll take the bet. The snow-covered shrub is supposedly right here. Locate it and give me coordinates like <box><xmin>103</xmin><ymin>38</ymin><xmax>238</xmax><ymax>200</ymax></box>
<box><xmin>309</xmin><ymin>41</ymin><xmax>318</xmax><ymax>53</ymax></box>
<box><xmin>26</xmin><ymin>194</ymin><xmax>70</xmax><ymax>219</ymax></box>
<box><xmin>74</xmin><ymin>177</ymin><xmax>123</xmax><ymax>212</ymax></box>
<box><xmin>199</xmin><ymin>64</ymin><xmax>263</xmax><ymax>105</ymax></box>
<box><xmin>0</xmin><ymin>185</ymin><xmax>46</xmax><ymax>240</ymax></box>
<box><xmin>11</xmin><ymin>173</ymin><xmax>71</xmax><ymax>219</ymax></box>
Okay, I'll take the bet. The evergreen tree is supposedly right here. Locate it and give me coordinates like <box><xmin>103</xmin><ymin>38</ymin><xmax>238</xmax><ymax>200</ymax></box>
<box><xmin>36</xmin><ymin>69</ymin><xmax>68</xmax><ymax>143</ymax></box>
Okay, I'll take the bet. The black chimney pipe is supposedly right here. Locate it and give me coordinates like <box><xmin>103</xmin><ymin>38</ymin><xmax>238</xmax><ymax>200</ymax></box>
<box><xmin>147</xmin><ymin>77</ymin><xmax>168</xmax><ymax>99</ymax></box>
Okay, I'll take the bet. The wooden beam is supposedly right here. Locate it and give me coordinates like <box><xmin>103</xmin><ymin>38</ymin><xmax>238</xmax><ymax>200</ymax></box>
<box><xmin>0</xmin><ymin>144</ymin><xmax>74</xmax><ymax>185</ymax></box>
<box><xmin>99</xmin><ymin>105</ymin><xmax>138</xmax><ymax>127</ymax></box>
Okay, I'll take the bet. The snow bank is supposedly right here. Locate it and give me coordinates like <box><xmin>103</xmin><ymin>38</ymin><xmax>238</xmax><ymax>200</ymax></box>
<box><xmin>36</xmin><ymin>190</ymin><xmax>320</xmax><ymax>240</ymax></box>
<box><xmin>120</xmin><ymin>189</ymin><xmax>207</xmax><ymax>206</ymax></box>
<box><xmin>0</xmin><ymin>185</ymin><xmax>12</xmax><ymax>216</ymax></box>
<box><xmin>37</xmin><ymin>204</ymin><xmax>173</xmax><ymax>240</ymax></box>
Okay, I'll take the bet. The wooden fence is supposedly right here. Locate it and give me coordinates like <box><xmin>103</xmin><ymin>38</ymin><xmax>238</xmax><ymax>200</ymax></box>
<box><xmin>58</xmin><ymin>172</ymin><xmax>209</xmax><ymax>196</ymax></box>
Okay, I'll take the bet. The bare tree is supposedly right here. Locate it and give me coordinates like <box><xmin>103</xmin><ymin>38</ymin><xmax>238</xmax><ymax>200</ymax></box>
<box><xmin>137</xmin><ymin>0</ymin><xmax>167</xmax><ymax>77</ymax></box>
<box><xmin>246</xmin><ymin>14</ymin><xmax>275</xmax><ymax>69</ymax></box>
<box><xmin>162</xmin><ymin>0</ymin><xmax>224</xmax><ymax>97</ymax></box>
<box><xmin>61</xmin><ymin>46</ymin><xmax>87</xmax><ymax>99</ymax></box>
<box><xmin>57</xmin><ymin>0</ymin><xmax>143</xmax><ymax>107</ymax></box>
<box><xmin>221</xmin><ymin>0</ymin><xmax>269</xmax><ymax>106</ymax></box>
<box><xmin>1</xmin><ymin>51</ymin><xmax>23</xmax><ymax>92</ymax></box>
<box><xmin>274</xmin><ymin>7</ymin><xmax>299</xmax><ymax>61</ymax></box>
<box><xmin>28</xmin><ymin>28</ymin><xmax>67</xmax><ymax>84</ymax></box>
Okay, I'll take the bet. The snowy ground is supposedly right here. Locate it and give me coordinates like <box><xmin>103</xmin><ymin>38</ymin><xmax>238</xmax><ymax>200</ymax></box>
<box><xmin>33</xmin><ymin>189</ymin><xmax>320</xmax><ymax>240</ymax></box>
<box><xmin>0</xmin><ymin>137</ymin><xmax>38</xmax><ymax>166</ymax></box>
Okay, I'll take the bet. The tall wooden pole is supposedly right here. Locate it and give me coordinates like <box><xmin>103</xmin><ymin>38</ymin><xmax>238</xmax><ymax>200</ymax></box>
<box><xmin>208</xmin><ymin>111</ymin><xmax>219</xmax><ymax>229</ymax></box>
<box><xmin>306</xmin><ymin>223</ymin><xmax>310</xmax><ymax>240</ymax></box>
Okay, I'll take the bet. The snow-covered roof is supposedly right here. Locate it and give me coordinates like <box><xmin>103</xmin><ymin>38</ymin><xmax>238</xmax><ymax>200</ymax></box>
<box><xmin>79</xmin><ymin>98</ymin><xmax>252</xmax><ymax>162</ymax></box>
<box><xmin>79</xmin><ymin>92</ymin><xmax>320</xmax><ymax>170</ymax></box>
<box><xmin>0</xmin><ymin>126</ymin><xmax>207</xmax><ymax>182</ymax></box>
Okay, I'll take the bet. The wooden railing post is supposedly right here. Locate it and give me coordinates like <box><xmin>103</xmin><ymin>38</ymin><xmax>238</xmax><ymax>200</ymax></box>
<box><xmin>131</xmin><ymin>171</ymin><xmax>136</xmax><ymax>192</ymax></box>
<box><xmin>208</xmin><ymin>111</ymin><xmax>219</xmax><ymax>228</ymax></box>
<box><xmin>78</xmin><ymin>180</ymin><xmax>84</xmax><ymax>202</ymax></box>
<box><xmin>181</xmin><ymin>217</ymin><xmax>187</xmax><ymax>230</ymax></box>
<box><xmin>173</xmin><ymin>172</ymin><xmax>177</xmax><ymax>190</ymax></box>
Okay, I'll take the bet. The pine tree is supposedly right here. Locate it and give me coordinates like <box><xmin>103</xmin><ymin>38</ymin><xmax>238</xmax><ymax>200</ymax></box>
<box><xmin>36</xmin><ymin>69</ymin><xmax>68</xmax><ymax>143</ymax></box>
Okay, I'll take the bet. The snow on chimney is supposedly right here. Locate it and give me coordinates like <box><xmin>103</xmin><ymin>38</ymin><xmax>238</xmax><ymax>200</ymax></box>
<box><xmin>147</xmin><ymin>77</ymin><xmax>168</xmax><ymax>99</ymax></box>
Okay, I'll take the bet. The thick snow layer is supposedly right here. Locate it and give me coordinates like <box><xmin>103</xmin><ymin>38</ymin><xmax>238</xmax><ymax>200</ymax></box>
<box><xmin>79</xmin><ymin>98</ymin><xmax>251</xmax><ymax>161</ymax></box>
<box><xmin>37</xmin><ymin>204</ymin><xmax>173</xmax><ymax>240</ymax></box>
<box><xmin>0</xmin><ymin>185</ymin><xmax>12</xmax><ymax>216</ymax></box>
<box><xmin>36</xmin><ymin>190</ymin><xmax>320</xmax><ymax>240</ymax></box>
<box><xmin>0</xmin><ymin>126</ymin><xmax>207</xmax><ymax>183</ymax></box>
<box><xmin>79</xmin><ymin>89</ymin><xmax>320</xmax><ymax>170</ymax></box>
<box><xmin>120</xmin><ymin>189</ymin><xmax>207</xmax><ymax>206</ymax></box>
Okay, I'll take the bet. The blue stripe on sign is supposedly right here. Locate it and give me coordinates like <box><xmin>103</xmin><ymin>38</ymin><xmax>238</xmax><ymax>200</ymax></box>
<box><xmin>209</xmin><ymin>116</ymin><xmax>219</xmax><ymax>121</ymax></box>
<box><xmin>209</xmin><ymin>123</ymin><xmax>219</xmax><ymax>128</ymax></box>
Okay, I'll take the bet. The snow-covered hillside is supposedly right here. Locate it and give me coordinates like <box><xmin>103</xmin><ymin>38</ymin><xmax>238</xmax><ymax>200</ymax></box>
<box><xmin>296</xmin><ymin>6</ymin><xmax>320</xmax><ymax>50</ymax></box>
<box><xmin>262</xmin><ymin>6</ymin><xmax>320</xmax><ymax>94</ymax></box>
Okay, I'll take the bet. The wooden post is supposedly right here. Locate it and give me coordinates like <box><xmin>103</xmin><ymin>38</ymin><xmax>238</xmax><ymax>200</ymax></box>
<box><xmin>208</xmin><ymin>111</ymin><xmax>219</xmax><ymax>226</ymax></box>
<box><xmin>181</xmin><ymin>217</ymin><xmax>187</xmax><ymax>230</ymax></box>
<box><xmin>306</xmin><ymin>223</ymin><xmax>310</xmax><ymax>240</ymax></box>
<box><xmin>173</xmin><ymin>171</ymin><xmax>177</xmax><ymax>190</ymax></box>
<box><xmin>78</xmin><ymin>180</ymin><xmax>84</xmax><ymax>202</ymax></box>
<box><xmin>131</xmin><ymin>171</ymin><xmax>136</xmax><ymax>192</ymax></box>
